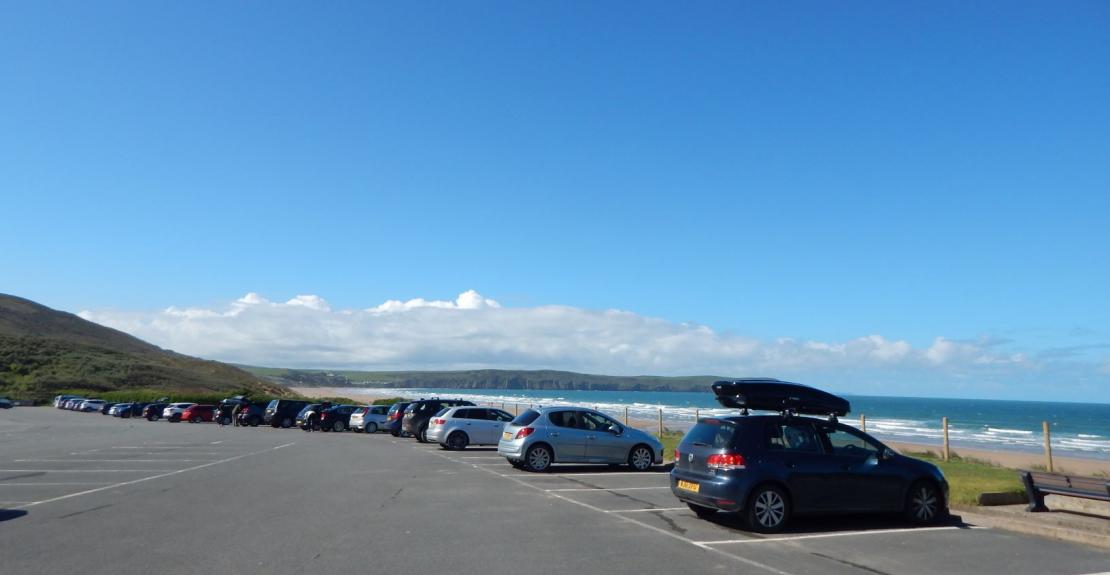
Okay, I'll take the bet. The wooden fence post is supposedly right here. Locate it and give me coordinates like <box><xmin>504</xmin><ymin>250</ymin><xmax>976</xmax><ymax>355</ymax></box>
<box><xmin>695</xmin><ymin>408</ymin><xmax>700</xmax><ymax>422</ymax></box>
<box><xmin>1043</xmin><ymin>421</ymin><xmax>1054</xmax><ymax>473</ymax></box>
<box><xmin>658</xmin><ymin>408</ymin><xmax>664</xmax><ymax>437</ymax></box>
<box><xmin>624</xmin><ymin>406</ymin><xmax>629</xmax><ymax>425</ymax></box>
<box><xmin>860</xmin><ymin>413</ymin><xmax>866</xmax><ymax>433</ymax></box>
<box><xmin>942</xmin><ymin>416</ymin><xmax>950</xmax><ymax>462</ymax></box>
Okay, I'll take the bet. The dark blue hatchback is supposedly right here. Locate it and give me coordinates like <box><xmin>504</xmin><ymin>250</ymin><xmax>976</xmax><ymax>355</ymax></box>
<box><xmin>670</xmin><ymin>414</ymin><xmax>949</xmax><ymax>533</ymax></box>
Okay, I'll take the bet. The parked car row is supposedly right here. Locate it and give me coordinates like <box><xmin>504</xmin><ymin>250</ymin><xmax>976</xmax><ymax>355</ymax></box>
<box><xmin>51</xmin><ymin>380</ymin><xmax>950</xmax><ymax>533</ymax></box>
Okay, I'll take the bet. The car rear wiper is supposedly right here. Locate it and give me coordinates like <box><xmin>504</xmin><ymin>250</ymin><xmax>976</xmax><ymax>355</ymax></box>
<box><xmin>692</xmin><ymin>441</ymin><xmax>709</xmax><ymax>447</ymax></box>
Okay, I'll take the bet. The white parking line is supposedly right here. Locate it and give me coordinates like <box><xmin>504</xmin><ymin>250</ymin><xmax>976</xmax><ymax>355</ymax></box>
<box><xmin>11</xmin><ymin>442</ymin><xmax>295</xmax><ymax>510</ymax></box>
<box><xmin>459</xmin><ymin>456</ymin><xmax>504</xmax><ymax>460</ymax></box>
<box><xmin>612</xmin><ymin>512</ymin><xmax>688</xmax><ymax>517</ymax></box>
<box><xmin>15</xmin><ymin>459</ymin><xmax>217</xmax><ymax>463</ymax></box>
<box><xmin>0</xmin><ymin>469</ymin><xmax>177</xmax><ymax>473</ymax></box>
<box><xmin>0</xmin><ymin>482</ymin><xmax>114</xmax><ymax>486</ymax></box>
<box><xmin>545</xmin><ymin>486</ymin><xmax>671</xmax><ymax>492</ymax></box>
<box><xmin>695</xmin><ymin>525</ymin><xmax>985</xmax><ymax>545</ymax></box>
<box><xmin>500</xmin><ymin>472</ymin><xmax>669</xmax><ymax>478</ymax></box>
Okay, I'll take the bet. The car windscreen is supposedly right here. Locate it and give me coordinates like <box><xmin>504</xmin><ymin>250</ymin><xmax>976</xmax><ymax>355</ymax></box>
<box><xmin>510</xmin><ymin>409</ymin><xmax>540</xmax><ymax>426</ymax></box>
<box><xmin>682</xmin><ymin>419</ymin><xmax>739</xmax><ymax>449</ymax></box>
<box><xmin>434</xmin><ymin>407</ymin><xmax>451</xmax><ymax>417</ymax></box>
<box><xmin>266</xmin><ymin>399</ymin><xmax>279</xmax><ymax>410</ymax></box>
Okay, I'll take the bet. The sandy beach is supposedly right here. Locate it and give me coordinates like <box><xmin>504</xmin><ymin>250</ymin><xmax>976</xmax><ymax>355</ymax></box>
<box><xmin>295</xmin><ymin>386</ymin><xmax>1110</xmax><ymax>476</ymax></box>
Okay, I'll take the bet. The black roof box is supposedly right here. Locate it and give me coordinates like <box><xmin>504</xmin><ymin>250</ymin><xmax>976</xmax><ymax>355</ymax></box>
<box><xmin>712</xmin><ymin>379</ymin><xmax>850</xmax><ymax>416</ymax></box>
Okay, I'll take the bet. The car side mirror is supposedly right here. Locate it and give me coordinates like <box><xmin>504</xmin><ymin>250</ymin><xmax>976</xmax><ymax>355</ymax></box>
<box><xmin>879</xmin><ymin>448</ymin><xmax>895</xmax><ymax>461</ymax></box>
<box><xmin>608</xmin><ymin>424</ymin><xmax>623</xmax><ymax>435</ymax></box>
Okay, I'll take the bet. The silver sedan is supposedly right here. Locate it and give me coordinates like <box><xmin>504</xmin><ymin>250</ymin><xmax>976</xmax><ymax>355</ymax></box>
<box><xmin>498</xmin><ymin>407</ymin><xmax>664</xmax><ymax>472</ymax></box>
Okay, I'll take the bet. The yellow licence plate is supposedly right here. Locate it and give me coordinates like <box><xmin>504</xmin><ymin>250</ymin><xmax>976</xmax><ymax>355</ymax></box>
<box><xmin>502</xmin><ymin>431</ymin><xmax>513</xmax><ymax>441</ymax></box>
<box><xmin>677</xmin><ymin>480</ymin><xmax>700</xmax><ymax>493</ymax></box>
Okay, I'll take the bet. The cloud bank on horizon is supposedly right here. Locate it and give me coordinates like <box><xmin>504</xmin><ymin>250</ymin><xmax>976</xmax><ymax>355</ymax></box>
<box><xmin>73</xmin><ymin>289</ymin><xmax>1110</xmax><ymax>400</ymax></box>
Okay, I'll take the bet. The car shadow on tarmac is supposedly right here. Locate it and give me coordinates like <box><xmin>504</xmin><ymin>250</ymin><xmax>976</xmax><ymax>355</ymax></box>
<box><xmin>526</xmin><ymin>463</ymin><xmax>675</xmax><ymax>474</ymax></box>
<box><xmin>700</xmin><ymin>510</ymin><xmax>970</xmax><ymax>535</ymax></box>
<box><xmin>0</xmin><ymin>510</ymin><xmax>29</xmax><ymax>523</ymax></box>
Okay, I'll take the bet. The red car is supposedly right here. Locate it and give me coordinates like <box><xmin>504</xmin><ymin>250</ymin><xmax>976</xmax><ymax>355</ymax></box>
<box><xmin>182</xmin><ymin>404</ymin><xmax>215</xmax><ymax>423</ymax></box>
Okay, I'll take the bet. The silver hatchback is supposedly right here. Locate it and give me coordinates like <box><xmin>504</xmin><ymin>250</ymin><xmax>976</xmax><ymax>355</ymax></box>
<box><xmin>427</xmin><ymin>406</ymin><xmax>514</xmax><ymax>449</ymax></box>
<box><xmin>498</xmin><ymin>407</ymin><xmax>664</xmax><ymax>472</ymax></box>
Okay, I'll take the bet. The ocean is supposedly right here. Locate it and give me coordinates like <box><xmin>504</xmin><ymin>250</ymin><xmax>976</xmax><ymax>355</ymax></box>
<box><xmin>360</xmin><ymin>387</ymin><xmax>1110</xmax><ymax>460</ymax></box>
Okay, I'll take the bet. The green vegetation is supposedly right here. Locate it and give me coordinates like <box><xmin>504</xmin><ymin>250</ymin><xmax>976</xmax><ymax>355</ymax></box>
<box><xmin>240</xmin><ymin>366</ymin><xmax>725</xmax><ymax>392</ymax></box>
<box><xmin>902</xmin><ymin>450</ymin><xmax>1025</xmax><ymax>506</ymax></box>
<box><xmin>51</xmin><ymin>388</ymin><xmax>286</xmax><ymax>406</ymax></box>
<box><xmin>658</xmin><ymin>430</ymin><xmax>684</xmax><ymax>463</ymax></box>
<box><xmin>372</xmin><ymin>397</ymin><xmax>406</xmax><ymax>406</ymax></box>
<box><xmin>0</xmin><ymin>294</ymin><xmax>292</xmax><ymax>402</ymax></box>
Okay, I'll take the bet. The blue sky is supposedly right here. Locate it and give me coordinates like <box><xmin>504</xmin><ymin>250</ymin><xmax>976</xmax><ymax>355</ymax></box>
<box><xmin>2</xmin><ymin>2</ymin><xmax>1109</xmax><ymax>401</ymax></box>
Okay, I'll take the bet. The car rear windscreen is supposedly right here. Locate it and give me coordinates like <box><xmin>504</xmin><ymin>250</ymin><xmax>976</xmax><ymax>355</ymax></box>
<box><xmin>510</xmin><ymin>410</ymin><xmax>540</xmax><ymax>426</ymax></box>
<box><xmin>683</xmin><ymin>420</ymin><xmax>739</xmax><ymax>449</ymax></box>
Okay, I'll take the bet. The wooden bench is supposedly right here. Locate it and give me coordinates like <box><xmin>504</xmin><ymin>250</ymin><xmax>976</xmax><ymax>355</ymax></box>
<box><xmin>1020</xmin><ymin>470</ymin><xmax>1110</xmax><ymax>512</ymax></box>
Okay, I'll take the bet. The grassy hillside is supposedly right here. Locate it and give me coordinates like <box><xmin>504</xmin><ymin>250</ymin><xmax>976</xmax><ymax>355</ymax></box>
<box><xmin>0</xmin><ymin>294</ymin><xmax>292</xmax><ymax>401</ymax></box>
<box><xmin>241</xmin><ymin>366</ymin><xmax>726</xmax><ymax>392</ymax></box>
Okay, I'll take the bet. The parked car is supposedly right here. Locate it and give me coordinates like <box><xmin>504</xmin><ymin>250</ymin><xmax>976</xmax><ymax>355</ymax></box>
<box><xmin>402</xmin><ymin>399</ymin><xmax>476</xmax><ymax>442</ymax></box>
<box><xmin>318</xmin><ymin>405</ymin><xmax>359</xmax><ymax>432</ymax></box>
<box><xmin>99</xmin><ymin>402</ymin><xmax>120</xmax><ymax>415</ymax></box>
<box><xmin>385</xmin><ymin>402</ymin><xmax>412</xmax><ymax>437</ymax></box>
<box><xmin>497</xmin><ymin>407</ymin><xmax>664</xmax><ymax>473</ymax></box>
<box><xmin>54</xmin><ymin>394</ymin><xmax>82</xmax><ymax>408</ymax></box>
<box><xmin>124</xmin><ymin>402</ymin><xmax>148</xmax><ymax>418</ymax></box>
<box><xmin>107</xmin><ymin>403</ymin><xmax>127</xmax><ymax>416</ymax></box>
<box><xmin>0</xmin><ymin>397</ymin><xmax>13</xmax><ymax>409</ymax></box>
<box><xmin>264</xmin><ymin>399</ymin><xmax>311</xmax><ymax>428</ymax></box>
<box><xmin>143</xmin><ymin>403</ymin><xmax>169</xmax><ymax>421</ymax></box>
<box><xmin>350</xmin><ymin>404</ymin><xmax>391</xmax><ymax>433</ymax></box>
<box><xmin>669</xmin><ymin>379</ymin><xmax>949</xmax><ymax>533</ymax></box>
<box><xmin>235</xmin><ymin>402</ymin><xmax>270</xmax><ymax>427</ymax></box>
<box><xmin>296</xmin><ymin>403</ymin><xmax>327</xmax><ymax>431</ymax></box>
<box><xmin>79</xmin><ymin>399</ymin><xmax>107</xmax><ymax>413</ymax></box>
<box><xmin>162</xmin><ymin>403</ymin><xmax>196</xmax><ymax>422</ymax></box>
<box><xmin>182</xmin><ymin>404</ymin><xmax>215</xmax><ymax>423</ymax></box>
<box><xmin>427</xmin><ymin>406</ymin><xmax>515</xmax><ymax>450</ymax></box>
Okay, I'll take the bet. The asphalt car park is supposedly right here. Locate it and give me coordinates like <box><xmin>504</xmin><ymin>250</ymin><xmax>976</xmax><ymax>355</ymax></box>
<box><xmin>2</xmin><ymin>407</ymin><xmax>1109</xmax><ymax>575</ymax></box>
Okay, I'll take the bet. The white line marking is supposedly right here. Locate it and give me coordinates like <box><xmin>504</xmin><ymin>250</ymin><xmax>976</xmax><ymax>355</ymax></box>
<box><xmin>499</xmin><ymin>471</ymin><xmax>669</xmax><ymax>478</ymax></box>
<box><xmin>0</xmin><ymin>482</ymin><xmax>114</xmax><ymax>486</ymax></box>
<box><xmin>12</xmin><ymin>442</ymin><xmax>294</xmax><ymax>510</ymax></box>
<box><xmin>210</xmin><ymin>441</ymin><xmax>223</xmax><ymax>445</ymax></box>
<box><xmin>0</xmin><ymin>469</ymin><xmax>176</xmax><ymax>473</ymax></box>
<box><xmin>459</xmin><ymin>457</ymin><xmax>505</xmax><ymax>460</ymax></box>
<box><xmin>15</xmin><ymin>459</ymin><xmax>217</xmax><ymax>463</ymax></box>
<box><xmin>612</xmin><ymin>512</ymin><xmax>688</xmax><ymax>517</ymax></box>
<box><xmin>695</xmin><ymin>525</ymin><xmax>985</xmax><ymax>545</ymax></box>
<box><xmin>545</xmin><ymin>486</ymin><xmax>671</xmax><ymax>492</ymax></box>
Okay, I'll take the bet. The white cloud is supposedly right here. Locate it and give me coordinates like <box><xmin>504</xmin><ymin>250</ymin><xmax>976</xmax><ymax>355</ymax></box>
<box><xmin>75</xmin><ymin>291</ymin><xmax>1044</xmax><ymax>383</ymax></box>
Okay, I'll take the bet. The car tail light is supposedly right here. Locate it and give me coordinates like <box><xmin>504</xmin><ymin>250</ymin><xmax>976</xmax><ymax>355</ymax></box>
<box><xmin>514</xmin><ymin>427</ymin><xmax>534</xmax><ymax>440</ymax></box>
<box><xmin>706</xmin><ymin>453</ymin><xmax>746</xmax><ymax>470</ymax></box>
<box><xmin>674</xmin><ymin>449</ymin><xmax>680</xmax><ymax>461</ymax></box>
<box><xmin>433</xmin><ymin>418</ymin><xmax>446</xmax><ymax>425</ymax></box>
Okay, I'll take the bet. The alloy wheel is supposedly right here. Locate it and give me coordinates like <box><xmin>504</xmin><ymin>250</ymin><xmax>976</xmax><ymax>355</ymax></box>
<box><xmin>629</xmin><ymin>446</ymin><xmax>653</xmax><ymax>471</ymax></box>
<box><xmin>910</xmin><ymin>484</ymin><xmax>938</xmax><ymax>522</ymax></box>
<box><xmin>753</xmin><ymin>489</ymin><xmax>786</xmax><ymax>529</ymax></box>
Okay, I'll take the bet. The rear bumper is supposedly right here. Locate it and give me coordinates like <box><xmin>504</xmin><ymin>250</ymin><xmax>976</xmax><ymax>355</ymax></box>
<box><xmin>498</xmin><ymin>441</ymin><xmax>525</xmax><ymax>460</ymax></box>
<box><xmin>669</xmin><ymin>470</ymin><xmax>749</xmax><ymax>512</ymax></box>
<box><xmin>425</xmin><ymin>428</ymin><xmax>445</xmax><ymax>443</ymax></box>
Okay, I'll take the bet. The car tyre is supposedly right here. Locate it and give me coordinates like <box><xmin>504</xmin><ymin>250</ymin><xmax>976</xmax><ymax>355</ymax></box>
<box><xmin>905</xmin><ymin>481</ymin><xmax>945</xmax><ymax>525</ymax></box>
<box><xmin>333</xmin><ymin>420</ymin><xmax>345</xmax><ymax>432</ymax></box>
<box><xmin>390</xmin><ymin>430</ymin><xmax>400</xmax><ymax>437</ymax></box>
<box><xmin>628</xmin><ymin>444</ymin><xmax>654</xmax><ymax>471</ymax></box>
<box><xmin>189</xmin><ymin>416</ymin><xmax>200</xmax><ymax>423</ymax></box>
<box><xmin>249</xmin><ymin>416</ymin><xmax>260</xmax><ymax>427</ymax></box>
<box><xmin>446</xmin><ymin>431</ymin><xmax>469</xmax><ymax>450</ymax></box>
<box><xmin>416</xmin><ymin>425</ymin><xmax>429</xmax><ymax>443</ymax></box>
<box><xmin>280</xmin><ymin>417</ymin><xmax>293</xmax><ymax>429</ymax></box>
<box><xmin>745</xmin><ymin>484</ymin><xmax>790</xmax><ymax>533</ymax></box>
<box><xmin>524</xmin><ymin>444</ymin><xmax>553</xmax><ymax>473</ymax></box>
<box><xmin>687</xmin><ymin>502</ymin><xmax>717</xmax><ymax>519</ymax></box>
<box><xmin>365</xmin><ymin>422</ymin><xmax>378</xmax><ymax>434</ymax></box>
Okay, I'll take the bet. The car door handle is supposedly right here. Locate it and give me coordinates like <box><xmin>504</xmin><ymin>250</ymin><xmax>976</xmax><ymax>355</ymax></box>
<box><xmin>550</xmin><ymin>432</ymin><xmax>559</xmax><ymax>437</ymax></box>
<box><xmin>587</xmin><ymin>435</ymin><xmax>596</xmax><ymax>440</ymax></box>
